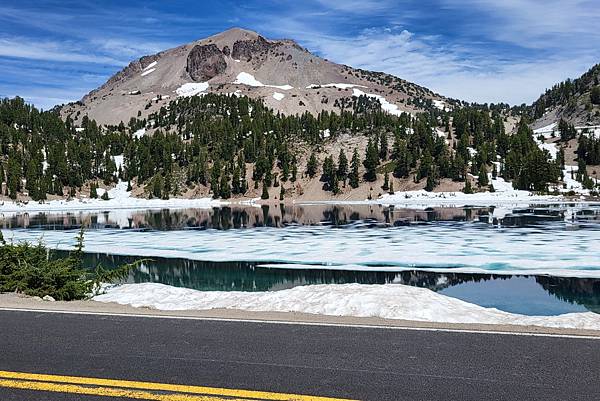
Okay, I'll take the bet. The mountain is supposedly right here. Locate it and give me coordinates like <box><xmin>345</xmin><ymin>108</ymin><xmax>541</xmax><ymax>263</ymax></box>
<box><xmin>60</xmin><ymin>28</ymin><xmax>450</xmax><ymax>126</ymax></box>
<box><xmin>531</xmin><ymin>63</ymin><xmax>600</xmax><ymax>129</ymax></box>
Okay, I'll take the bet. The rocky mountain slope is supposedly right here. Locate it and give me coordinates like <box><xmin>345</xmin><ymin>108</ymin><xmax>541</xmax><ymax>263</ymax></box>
<box><xmin>531</xmin><ymin>63</ymin><xmax>600</xmax><ymax>129</ymax></box>
<box><xmin>60</xmin><ymin>28</ymin><xmax>451</xmax><ymax>126</ymax></box>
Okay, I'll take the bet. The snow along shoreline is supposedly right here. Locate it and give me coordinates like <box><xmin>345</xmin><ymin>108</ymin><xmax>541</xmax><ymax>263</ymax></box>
<box><xmin>0</xmin><ymin>180</ymin><xmax>224</xmax><ymax>214</ymax></box>
<box><xmin>0</xmin><ymin>175</ymin><xmax>596</xmax><ymax>214</ymax></box>
<box><xmin>94</xmin><ymin>282</ymin><xmax>600</xmax><ymax>331</ymax></box>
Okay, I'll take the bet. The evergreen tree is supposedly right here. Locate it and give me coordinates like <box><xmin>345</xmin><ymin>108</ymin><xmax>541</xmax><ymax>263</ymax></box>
<box><xmin>379</xmin><ymin>132</ymin><xmax>388</xmax><ymax>160</ymax></box>
<box><xmin>392</xmin><ymin>139</ymin><xmax>411</xmax><ymax>178</ymax></box>
<box><xmin>279</xmin><ymin>185</ymin><xmax>285</xmax><ymax>202</ymax></box>
<box><xmin>163</xmin><ymin>174</ymin><xmax>172</xmax><ymax>199</ymax></box>
<box><xmin>349</xmin><ymin>148</ymin><xmax>360</xmax><ymax>189</ymax></box>
<box><xmin>90</xmin><ymin>182</ymin><xmax>98</xmax><ymax>199</ymax></box>
<box><xmin>591</xmin><ymin>86</ymin><xmax>600</xmax><ymax>105</ymax></box>
<box><xmin>463</xmin><ymin>179</ymin><xmax>473</xmax><ymax>194</ymax></box>
<box><xmin>363</xmin><ymin>139</ymin><xmax>378</xmax><ymax>182</ymax></box>
<box><xmin>261</xmin><ymin>181</ymin><xmax>269</xmax><ymax>200</ymax></box>
<box><xmin>337</xmin><ymin>150</ymin><xmax>348</xmax><ymax>180</ymax></box>
<box><xmin>306</xmin><ymin>152</ymin><xmax>318</xmax><ymax>178</ymax></box>
<box><xmin>220</xmin><ymin>172</ymin><xmax>231</xmax><ymax>199</ymax></box>
<box><xmin>152</xmin><ymin>175</ymin><xmax>163</xmax><ymax>199</ymax></box>
<box><xmin>382</xmin><ymin>172</ymin><xmax>389</xmax><ymax>191</ymax></box>
<box><xmin>478</xmin><ymin>165</ymin><xmax>489</xmax><ymax>187</ymax></box>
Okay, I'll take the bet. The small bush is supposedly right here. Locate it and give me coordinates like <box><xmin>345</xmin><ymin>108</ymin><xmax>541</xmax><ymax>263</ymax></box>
<box><xmin>0</xmin><ymin>229</ymin><xmax>142</xmax><ymax>300</ymax></box>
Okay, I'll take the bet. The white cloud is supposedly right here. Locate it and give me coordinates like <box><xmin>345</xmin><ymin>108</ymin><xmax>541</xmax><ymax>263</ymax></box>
<box><xmin>439</xmin><ymin>0</ymin><xmax>600</xmax><ymax>49</ymax></box>
<box><xmin>0</xmin><ymin>37</ymin><xmax>123</xmax><ymax>65</ymax></box>
<box><xmin>91</xmin><ymin>38</ymin><xmax>175</xmax><ymax>59</ymax></box>
<box><xmin>260</xmin><ymin>21</ymin><xmax>598</xmax><ymax>104</ymax></box>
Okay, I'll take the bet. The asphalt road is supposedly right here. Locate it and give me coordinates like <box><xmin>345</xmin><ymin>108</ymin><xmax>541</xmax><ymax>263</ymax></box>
<box><xmin>1</xmin><ymin>310</ymin><xmax>599</xmax><ymax>401</ymax></box>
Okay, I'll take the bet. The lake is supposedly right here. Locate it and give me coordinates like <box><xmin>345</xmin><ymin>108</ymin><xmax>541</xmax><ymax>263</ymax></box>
<box><xmin>1</xmin><ymin>203</ymin><xmax>599</xmax><ymax>316</ymax></box>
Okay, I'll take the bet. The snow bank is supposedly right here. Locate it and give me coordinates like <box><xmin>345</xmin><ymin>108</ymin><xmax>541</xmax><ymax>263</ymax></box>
<box><xmin>533</xmin><ymin>122</ymin><xmax>557</xmax><ymax>138</ymax></box>
<box><xmin>233</xmin><ymin>72</ymin><xmax>293</xmax><ymax>90</ymax></box>
<box><xmin>433</xmin><ymin>100</ymin><xmax>451</xmax><ymax>112</ymax></box>
<box><xmin>133</xmin><ymin>128</ymin><xmax>146</xmax><ymax>138</ymax></box>
<box><xmin>140</xmin><ymin>68</ymin><xmax>155</xmax><ymax>77</ymax></box>
<box><xmin>112</xmin><ymin>155</ymin><xmax>124</xmax><ymax>172</ymax></box>
<box><xmin>0</xmin><ymin>180</ymin><xmax>222</xmax><ymax>213</ymax></box>
<box><xmin>378</xmin><ymin>187</ymin><xmax>558</xmax><ymax>208</ymax></box>
<box><xmin>143</xmin><ymin>61</ymin><xmax>157</xmax><ymax>71</ymax></box>
<box><xmin>576</xmin><ymin>125</ymin><xmax>600</xmax><ymax>138</ymax></box>
<box><xmin>272</xmin><ymin>92</ymin><xmax>285</xmax><ymax>101</ymax></box>
<box><xmin>352</xmin><ymin>89</ymin><xmax>405</xmax><ymax>117</ymax></box>
<box><xmin>94</xmin><ymin>282</ymin><xmax>600</xmax><ymax>330</ymax></box>
<box><xmin>176</xmin><ymin>82</ymin><xmax>210</xmax><ymax>97</ymax></box>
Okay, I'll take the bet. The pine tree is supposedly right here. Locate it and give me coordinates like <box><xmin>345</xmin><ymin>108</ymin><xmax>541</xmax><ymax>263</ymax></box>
<box><xmin>90</xmin><ymin>182</ymin><xmax>98</xmax><ymax>199</ymax></box>
<box><xmin>478</xmin><ymin>165</ymin><xmax>489</xmax><ymax>187</ymax></box>
<box><xmin>126</xmin><ymin>180</ymin><xmax>132</xmax><ymax>192</ymax></box>
<box><xmin>349</xmin><ymin>148</ymin><xmax>360</xmax><ymax>189</ymax></box>
<box><xmin>220</xmin><ymin>172</ymin><xmax>231</xmax><ymax>199</ymax></box>
<box><xmin>591</xmin><ymin>86</ymin><xmax>600</xmax><ymax>105</ymax></box>
<box><xmin>463</xmin><ymin>179</ymin><xmax>473</xmax><ymax>194</ymax></box>
<box><xmin>261</xmin><ymin>181</ymin><xmax>269</xmax><ymax>200</ymax></box>
<box><xmin>337</xmin><ymin>150</ymin><xmax>348</xmax><ymax>180</ymax></box>
<box><xmin>279</xmin><ymin>185</ymin><xmax>285</xmax><ymax>202</ymax></box>
<box><xmin>382</xmin><ymin>172</ymin><xmax>389</xmax><ymax>191</ymax></box>
<box><xmin>152</xmin><ymin>175</ymin><xmax>163</xmax><ymax>199</ymax></box>
<box><xmin>163</xmin><ymin>174</ymin><xmax>172</xmax><ymax>199</ymax></box>
<box><xmin>306</xmin><ymin>152</ymin><xmax>318</xmax><ymax>178</ymax></box>
<box><xmin>210</xmin><ymin>160</ymin><xmax>221</xmax><ymax>198</ymax></box>
<box><xmin>388</xmin><ymin>180</ymin><xmax>394</xmax><ymax>195</ymax></box>
<box><xmin>101</xmin><ymin>191</ymin><xmax>110</xmax><ymax>201</ymax></box>
<box><xmin>379</xmin><ymin>132</ymin><xmax>388</xmax><ymax>160</ymax></box>
<box><xmin>363</xmin><ymin>139</ymin><xmax>378</xmax><ymax>182</ymax></box>
<box><xmin>232</xmin><ymin>167</ymin><xmax>241</xmax><ymax>194</ymax></box>
<box><xmin>393</xmin><ymin>139</ymin><xmax>411</xmax><ymax>178</ymax></box>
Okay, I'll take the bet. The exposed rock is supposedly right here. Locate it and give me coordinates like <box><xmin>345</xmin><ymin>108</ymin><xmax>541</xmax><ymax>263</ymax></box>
<box><xmin>231</xmin><ymin>36</ymin><xmax>273</xmax><ymax>62</ymax></box>
<box><xmin>42</xmin><ymin>295</ymin><xmax>56</xmax><ymax>302</ymax></box>
<box><xmin>186</xmin><ymin>44</ymin><xmax>227</xmax><ymax>82</ymax></box>
<box><xmin>222</xmin><ymin>46</ymin><xmax>230</xmax><ymax>56</ymax></box>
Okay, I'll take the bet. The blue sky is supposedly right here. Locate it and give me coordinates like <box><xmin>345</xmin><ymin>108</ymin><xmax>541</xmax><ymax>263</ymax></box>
<box><xmin>1</xmin><ymin>0</ymin><xmax>599</xmax><ymax>109</ymax></box>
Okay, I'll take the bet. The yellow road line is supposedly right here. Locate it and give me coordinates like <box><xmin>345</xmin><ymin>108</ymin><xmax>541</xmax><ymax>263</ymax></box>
<box><xmin>0</xmin><ymin>371</ymin><xmax>357</xmax><ymax>401</ymax></box>
<box><xmin>0</xmin><ymin>379</ymin><xmax>244</xmax><ymax>400</ymax></box>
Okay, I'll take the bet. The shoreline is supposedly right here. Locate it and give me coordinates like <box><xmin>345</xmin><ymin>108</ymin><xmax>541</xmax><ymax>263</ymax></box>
<box><xmin>1</xmin><ymin>193</ymin><xmax>599</xmax><ymax>214</ymax></box>
<box><xmin>1</xmin><ymin>293</ymin><xmax>599</xmax><ymax>338</ymax></box>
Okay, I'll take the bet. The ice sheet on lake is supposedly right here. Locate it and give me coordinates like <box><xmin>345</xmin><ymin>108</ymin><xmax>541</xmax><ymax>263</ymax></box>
<box><xmin>3</xmin><ymin>221</ymin><xmax>600</xmax><ymax>278</ymax></box>
<box><xmin>94</xmin><ymin>282</ymin><xmax>600</xmax><ymax>330</ymax></box>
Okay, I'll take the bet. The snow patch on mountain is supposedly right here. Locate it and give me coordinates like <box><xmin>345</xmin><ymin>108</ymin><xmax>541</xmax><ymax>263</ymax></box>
<box><xmin>433</xmin><ymin>100</ymin><xmax>451</xmax><ymax>112</ymax></box>
<box><xmin>533</xmin><ymin>122</ymin><xmax>558</xmax><ymax>138</ymax></box>
<box><xmin>141</xmin><ymin>68</ymin><xmax>156</xmax><ymax>77</ymax></box>
<box><xmin>143</xmin><ymin>61</ymin><xmax>157</xmax><ymax>71</ymax></box>
<box><xmin>233</xmin><ymin>72</ymin><xmax>293</xmax><ymax>90</ymax></box>
<box><xmin>352</xmin><ymin>89</ymin><xmax>405</xmax><ymax>117</ymax></box>
<box><xmin>272</xmin><ymin>92</ymin><xmax>285</xmax><ymax>101</ymax></box>
<box><xmin>133</xmin><ymin>128</ymin><xmax>146</xmax><ymax>138</ymax></box>
<box><xmin>175</xmin><ymin>82</ymin><xmax>210</xmax><ymax>97</ymax></box>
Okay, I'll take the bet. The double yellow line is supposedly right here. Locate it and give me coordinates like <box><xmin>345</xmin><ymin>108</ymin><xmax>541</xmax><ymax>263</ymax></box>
<box><xmin>0</xmin><ymin>370</ymin><xmax>357</xmax><ymax>401</ymax></box>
